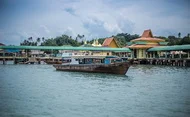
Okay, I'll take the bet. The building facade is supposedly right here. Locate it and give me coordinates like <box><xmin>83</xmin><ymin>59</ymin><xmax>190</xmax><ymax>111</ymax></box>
<box><xmin>128</xmin><ymin>29</ymin><xmax>168</xmax><ymax>59</ymax></box>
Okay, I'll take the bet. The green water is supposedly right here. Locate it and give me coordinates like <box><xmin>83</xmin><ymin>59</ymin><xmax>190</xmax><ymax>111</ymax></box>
<box><xmin>0</xmin><ymin>65</ymin><xmax>190</xmax><ymax>117</ymax></box>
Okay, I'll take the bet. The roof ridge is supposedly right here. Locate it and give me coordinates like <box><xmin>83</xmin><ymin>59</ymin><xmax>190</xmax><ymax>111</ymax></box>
<box><xmin>102</xmin><ymin>37</ymin><xmax>114</xmax><ymax>46</ymax></box>
<box><xmin>141</xmin><ymin>29</ymin><xmax>153</xmax><ymax>38</ymax></box>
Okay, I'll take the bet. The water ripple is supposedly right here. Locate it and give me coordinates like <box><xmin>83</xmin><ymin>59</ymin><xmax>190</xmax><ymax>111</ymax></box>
<box><xmin>0</xmin><ymin>64</ymin><xmax>190</xmax><ymax>117</ymax></box>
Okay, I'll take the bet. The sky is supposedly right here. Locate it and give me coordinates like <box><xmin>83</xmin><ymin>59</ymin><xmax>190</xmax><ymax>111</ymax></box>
<box><xmin>0</xmin><ymin>0</ymin><xmax>189</xmax><ymax>45</ymax></box>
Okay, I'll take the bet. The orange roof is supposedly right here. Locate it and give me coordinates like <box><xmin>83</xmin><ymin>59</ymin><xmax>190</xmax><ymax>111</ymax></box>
<box><xmin>102</xmin><ymin>37</ymin><xmax>114</xmax><ymax>47</ymax></box>
<box><xmin>131</xmin><ymin>37</ymin><xmax>165</xmax><ymax>42</ymax></box>
<box><xmin>131</xmin><ymin>29</ymin><xmax>165</xmax><ymax>42</ymax></box>
<box><xmin>129</xmin><ymin>44</ymin><xmax>158</xmax><ymax>49</ymax></box>
<box><xmin>141</xmin><ymin>29</ymin><xmax>153</xmax><ymax>38</ymax></box>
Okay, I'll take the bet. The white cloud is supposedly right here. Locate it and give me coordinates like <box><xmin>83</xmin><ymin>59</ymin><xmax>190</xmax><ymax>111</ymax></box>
<box><xmin>40</xmin><ymin>25</ymin><xmax>50</xmax><ymax>34</ymax></box>
<box><xmin>58</xmin><ymin>27</ymin><xmax>77</xmax><ymax>37</ymax></box>
<box><xmin>0</xmin><ymin>0</ymin><xmax>189</xmax><ymax>45</ymax></box>
<box><xmin>61</xmin><ymin>0</ymin><xmax>135</xmax><ymax>38</ymax></box>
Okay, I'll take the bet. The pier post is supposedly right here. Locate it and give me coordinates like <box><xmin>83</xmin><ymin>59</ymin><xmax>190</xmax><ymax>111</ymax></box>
<box><xmin>183</xmin><ymin>60</ymin><xmax>186</xmax><ymax>67</ymax></box>
<box><xmin>153</xmin><ymin>52</ymin><xmax>155</xmax><ymax>58</ymax></box>
<box><xmin>165</xmin><ymin>52</ymin><xmax>167</xmax><ymax>59</ymax></box>
<box><xmin>13</xmin><ymin>57</ymin><xmax>16</xmax><ymax>64</ymax></box>
<box><xmin>179</xmin><ymin>52</ymin><xmax>182</xmax><ymax>59</ymax></box>
<box><xmin>3</xmin><ymin>59</ymin><xmax>6</xmax><ymax>65</ymax></box>
<box><xmin>172</xmin><ymin>54</ymin><xmax>174</xmax><ymax>59</ymax></box>
<box><xmin>158</xmin><ymin>51</ymin><xmax>160</xmax><ymax>58</ymax></box>
<box><xmin>2</xmin><ymin>51</ymin><xmax>6</xmax><ymax>64</ymax></box>
<box><xmin>150</xmin><ymin>52</ymin><xmax>152</xmax><ymax>58</ymax></box>
<box><xmin>13</xmin><ymin>53</ymin><xmax>17</xmax><ymax>64</ymax></box>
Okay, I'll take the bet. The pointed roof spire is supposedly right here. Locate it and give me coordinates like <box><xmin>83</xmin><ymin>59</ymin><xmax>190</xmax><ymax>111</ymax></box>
<box><xmin>141</xmin><ymin>29</ymin><xmax>153</xmax><ymax>38</ymax></box>
<box><xmin>131</xmin><ymin>29</ymin><xmax>165</xmax><ymax>42</ymax></box>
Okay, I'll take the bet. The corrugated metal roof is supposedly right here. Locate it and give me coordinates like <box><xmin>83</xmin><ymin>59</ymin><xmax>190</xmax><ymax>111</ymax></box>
<box><xmin>147</xmin><ymin>45</ymin><xmax>190</xmax><ymax>51</ymax></box>
<box><xmin>134</xmin><ymin>41</ymin><xmax>147</xmax><ymax>45</ymax></box>
<box><xmin>159</xmin><ymin>42</ymin><xmax>168</xmax><ymax>45</ymax></box>
<box><xmin>113</xmin><ymin>50</ymin><xmax>131</xmax><ymax>52</ymax></box>
<box><xmin>0</xmin><ymin>45</ymin><xmax>131</xmax><ymax>52</ymax></box>
<box><xmin>126</xmin><ymin>42</ymin><xmax>133</xmax><ymax>46</ymax></box>
<box><xmin>126</xmin><ymin>41</ymin><xmax>147</xmax><ymax>46</ymax></box>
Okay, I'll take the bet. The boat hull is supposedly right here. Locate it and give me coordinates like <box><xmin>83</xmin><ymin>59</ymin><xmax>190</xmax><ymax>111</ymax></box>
<box><xmin>53</xmin><ymin>62</ymin><xmax>130</xmax><ymax>75</ymax></box>
<box><xmin>45</xmin><ymin>61</ymin><xmax>62</xmax><ymax>64</ymax></box>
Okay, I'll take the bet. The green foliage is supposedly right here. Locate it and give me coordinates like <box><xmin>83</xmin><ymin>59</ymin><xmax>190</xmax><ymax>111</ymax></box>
<box><xmin>167</xmin><ymin>34</ymin><xmax>190</xmax><ymax>45</ymax></box>
<box><xmin>142</xmin><ymin>34</ymin><xmax>190</xmax><ymax>45</ymax></box>
<box><xmin>114</xmin><ymin>33</ymin><xmax>140</xmax><ymax>47</ymax></box>
<box><xmin>88</xmin><ymin>33</ymin><xmax>140</xmax><ymax>47</ymax></box>
<box><xmin>89</xmin><ymin>38</ymin><xmax>105</xmax><ymax>45</ymax></box>
<box><xmin>20</xmin><ymin>37</ymin><xmax>37</xmax><ymax>46</ymax></box>
<box><xmin>41</xmin><ymin>38</ymin><xmax>57</xmax><ymax>46</ymax></box>
<box><xmin>40</xmin><ymin>35</ymin><xmax>81</xmax><ymax>47</ymax></box>
<box><xmin>20</xmin><ymin>33</ymin><xmax>190</xmax><ymax>48</ymax></box>
<box><xmin>181</xmin><ymin>36</ymin><xmax>190</xmax><ymax>44</ymax></box>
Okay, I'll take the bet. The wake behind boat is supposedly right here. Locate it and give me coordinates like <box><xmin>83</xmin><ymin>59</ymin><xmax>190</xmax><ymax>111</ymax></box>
<box><xmin>53</xmin><ymin>56</ymin><xmax>130</xmax><ymax>75</ymax></box>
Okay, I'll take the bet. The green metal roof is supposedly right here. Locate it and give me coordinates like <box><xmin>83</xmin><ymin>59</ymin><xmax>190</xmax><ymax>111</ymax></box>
<box><xmin>0</xmin><ymin>45</ymin><xmax>131</xmax><ymax>52</ymax></box>
<box><xmin>126</xmin><ymin>41</ymin><xmax>147</xmax><ymax>46</ymax></box>
<box><xmin>148</xmin><ymin>45</ymin><xmax>190</xmax><ymax>51</ymax></box>
<box><xmin>80</xmin><ymin>44</ymin><xmax>93</xmax><ymax>47</ymax></box>
<box><xmin>134</xmin><ymin>41</ymin><xmax>147</xmax><ymax>45</ymax></box>
<box><xmin>126</xmin><ymin>42</ymin><xmax>133</xmax><ymax>46</ymax></box>
<box><xmin>159</xmin><ymin>42</ymin><xmax>168</xmax><ymax>45</ymax></box>
<box><xmin>113</xmin><ymin>50</ymin><xmax>131</xmax><ymax>52</ymax></box>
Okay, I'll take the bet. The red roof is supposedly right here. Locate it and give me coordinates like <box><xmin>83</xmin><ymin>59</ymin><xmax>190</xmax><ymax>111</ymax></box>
<box><xmin>102</xmin><ymin>37</ymin><xmax>114</xmax><ymax>47</ymax></box>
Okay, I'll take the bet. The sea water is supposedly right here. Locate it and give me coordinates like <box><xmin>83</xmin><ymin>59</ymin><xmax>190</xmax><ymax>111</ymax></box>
<box><xmin>0</xmin><ymin>65</ymin><xmax>190</xmax><ymax>117</ymax></box>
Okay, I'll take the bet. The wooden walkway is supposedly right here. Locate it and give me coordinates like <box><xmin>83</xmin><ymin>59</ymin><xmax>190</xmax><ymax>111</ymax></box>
<box><xmin>130</xmin><ymin>58</ymin><xmax>190</xmax><ymax>67</ymax></box>
<box><xmin>0</xmin><ymin>56</ymin><xmax>62</xmax><ymax>64</ymax></box>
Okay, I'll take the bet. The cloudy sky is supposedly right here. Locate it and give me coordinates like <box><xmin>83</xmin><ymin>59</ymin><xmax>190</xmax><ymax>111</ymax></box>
<box><xmin>0</xmin><ymin>0</ymin><xmax>189</xmax><ymax>45</ymax></box>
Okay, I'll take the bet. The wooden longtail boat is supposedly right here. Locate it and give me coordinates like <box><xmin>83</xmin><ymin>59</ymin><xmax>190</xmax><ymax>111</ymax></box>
<box><xmin>53</xmin><ymin>56</ymin><xmax>130</xmax><ymax>75</ymax></box>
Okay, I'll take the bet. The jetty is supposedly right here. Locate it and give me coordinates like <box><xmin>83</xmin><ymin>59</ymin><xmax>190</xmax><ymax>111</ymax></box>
<box><xmin>0</xmin><ymin>29</ymin><xmax>190</xmax><ymax>66</ymax></box>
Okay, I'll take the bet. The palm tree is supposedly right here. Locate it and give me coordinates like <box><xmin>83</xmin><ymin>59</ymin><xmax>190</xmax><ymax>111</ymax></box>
<box><xmin>24</xmin><ymin>40</ymin><xmax>27</xmax><ymax>45</ymax></box>
<box><xmin>42</xmin><ymin>37</ymin><xmax>45</xmax><ymax>42</ymax></box>
<box><xmin>77</xmin><ymin>34</ymin><xmax>82</xmax><ymax>42</ymax></box>
<box><xmin>178</xmin><ymin>32</ymin><xmax>181</xmax><ymax>38</ymax></box>
<box><xmin>187</xmin><ymin>33</ymin><xmax>190</xmax><ymax>38</ymax></box>
<box><xmin>37</xmin><ymin>37</ymin><xmax>40</xmax><ymax>42</ymax></box>
<box><xmin>28</xmin><ymin>37</ymin><xmax>33</xmax><ymax>42</ymax></box>
<box><xmin>37</xmin><ymin>37</ymin><xmax>41</xmax><ymax>46</ymax></box>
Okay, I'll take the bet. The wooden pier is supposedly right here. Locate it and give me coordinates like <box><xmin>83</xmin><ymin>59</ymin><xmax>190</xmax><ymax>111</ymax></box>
<box><xmin>1</xmin><ymin>56</ymin><xmax>190</xmax><ymax>67</ymax></box>
<box><xmin>130</xmin><ymin>58</ymin><xmax>190</xmax><ymax>67</ymax></box>
<box><xmin>0</xmin><ymin>56</ymin><xmax>62</xmax><ymax>64</ymax></box>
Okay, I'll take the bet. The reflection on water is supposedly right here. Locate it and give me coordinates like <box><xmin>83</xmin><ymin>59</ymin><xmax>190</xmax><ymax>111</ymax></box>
<box><xmin>0</xmin><ymin>64</ymin><xmax>190</xmax><ymax>117</ymax></box>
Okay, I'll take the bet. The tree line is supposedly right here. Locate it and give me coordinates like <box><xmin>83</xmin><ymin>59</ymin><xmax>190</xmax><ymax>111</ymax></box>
<box><xmin>20</xmin><ymin>32</ymin><xmax>190</xmax><ymax>47</ymax></box>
